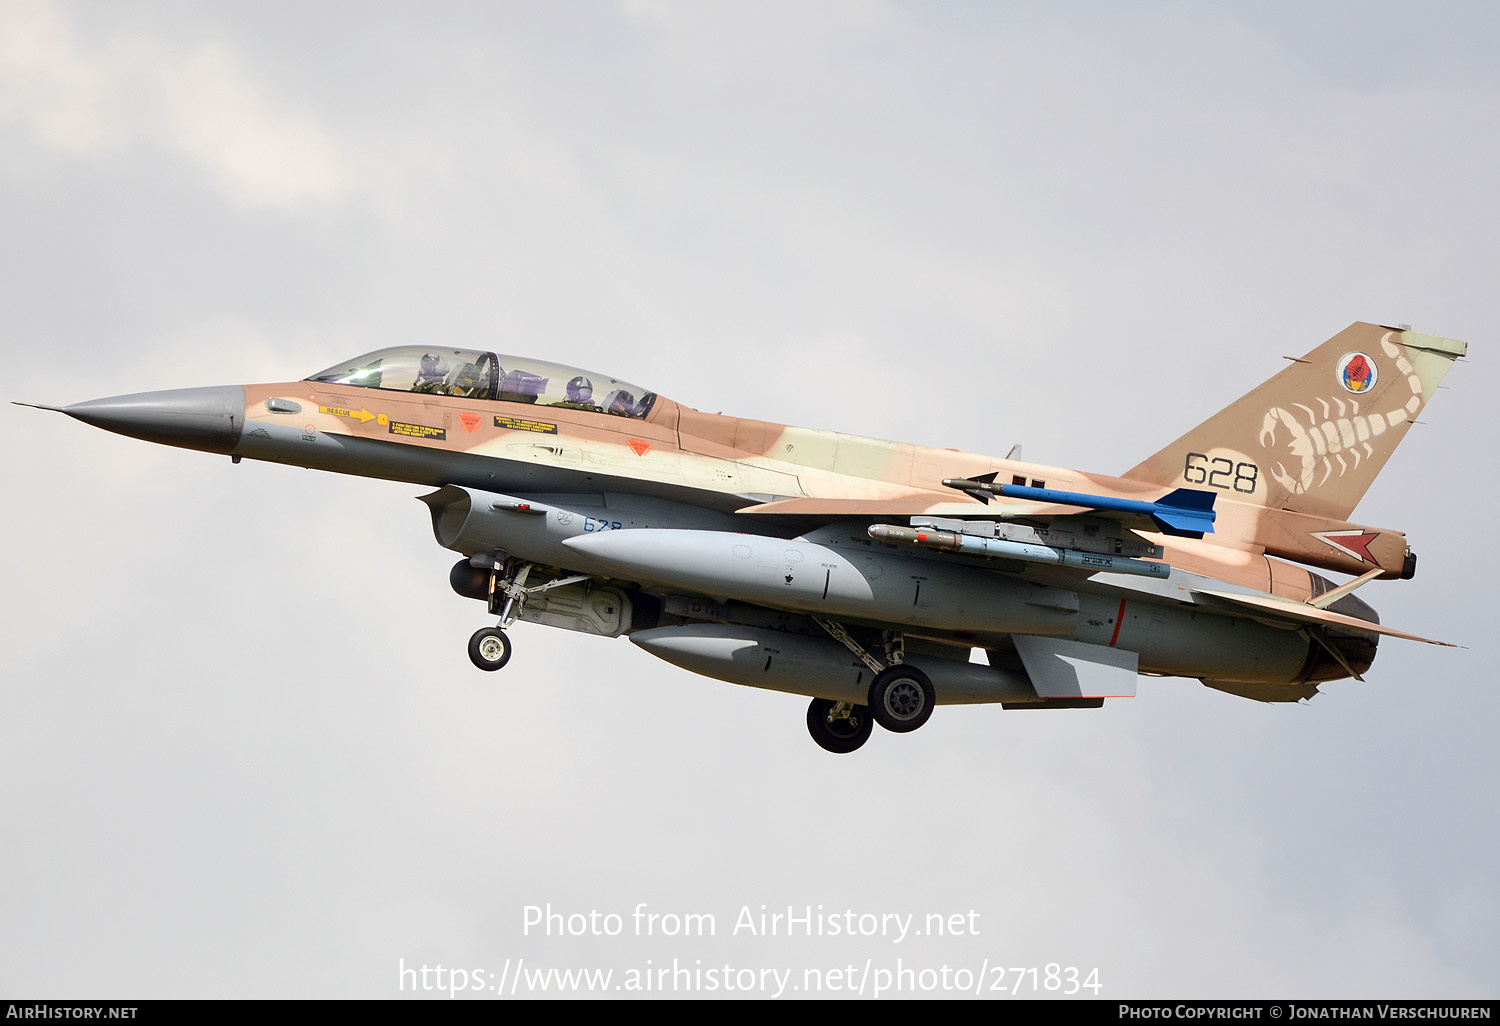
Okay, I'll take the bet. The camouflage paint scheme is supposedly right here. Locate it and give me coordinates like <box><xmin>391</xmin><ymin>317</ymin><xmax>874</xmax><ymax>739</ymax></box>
<box><xmin>34</xmin><ymin>322</ymin><xmax>1468</xmax><ymax>752</ymax></box>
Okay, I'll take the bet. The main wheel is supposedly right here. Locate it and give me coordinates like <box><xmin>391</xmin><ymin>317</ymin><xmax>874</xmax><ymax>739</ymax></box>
<box><xmin>868</xmin><ymin>665</ymin><xmax>935</xmax><ymax>733</ymax></box>
<box><xmin>805</xmin><ymin>698</ymin><xmax>873</xmax><ymax>754</ymax></box>
<box><xmin>468</xmin><ymin>627</ymin><xmax>512</xmax><ymax>671</ymax></box>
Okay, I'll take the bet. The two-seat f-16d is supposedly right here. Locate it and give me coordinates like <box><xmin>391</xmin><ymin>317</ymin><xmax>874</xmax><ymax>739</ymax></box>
<box><xmin>23</xmin><ymin>322</ymin><xmax>1466</xmax><ymax>753</ymax></box>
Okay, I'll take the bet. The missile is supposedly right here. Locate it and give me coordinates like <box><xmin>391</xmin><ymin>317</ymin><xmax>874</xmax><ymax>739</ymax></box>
<box><xmin>941</xmin><ymin>477</ymin><xmax>1216</xmax><ymax>537</ymax></box>
<box><xmin>867</xmin><ymin>524</ymin><xmax>1170</xmax><ymax>578</ymax></box>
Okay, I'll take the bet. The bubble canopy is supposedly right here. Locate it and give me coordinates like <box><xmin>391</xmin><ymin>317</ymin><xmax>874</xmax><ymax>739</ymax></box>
<box><xmin>307</xmin><ymin>347</ymin><xmax>658</xmax><ymax>419</ymax></box>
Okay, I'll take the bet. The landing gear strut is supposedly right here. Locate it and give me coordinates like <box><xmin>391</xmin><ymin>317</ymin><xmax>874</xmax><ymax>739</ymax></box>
<box><xmin>463</xmin><ymin>558</ymin><xmax>527</xmax><ymax>671</ymax></box>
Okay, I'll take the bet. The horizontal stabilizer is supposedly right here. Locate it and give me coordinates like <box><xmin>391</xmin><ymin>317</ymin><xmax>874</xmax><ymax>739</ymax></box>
<box><xmin>1195</xmin><ymin>589</ymin><xmax>1454</xmax><ymax>646</ymax></box>
<box><xmin>1012</xmin><ymin>636</ymin><xmax>1139</xmax><ymax>698</ymax></box>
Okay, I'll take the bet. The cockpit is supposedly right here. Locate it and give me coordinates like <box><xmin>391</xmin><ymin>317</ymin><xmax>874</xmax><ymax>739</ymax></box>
<box><xmin>307</xmin><ymin>348</ymin><xmax>659</xmax><ymax>420</ymax></box>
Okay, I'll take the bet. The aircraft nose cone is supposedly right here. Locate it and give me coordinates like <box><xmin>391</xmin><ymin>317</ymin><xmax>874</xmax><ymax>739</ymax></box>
<box><xmin>62</xmin><ymin>385</ymin><xmax>246</xmax><ymax>454</ymax></box>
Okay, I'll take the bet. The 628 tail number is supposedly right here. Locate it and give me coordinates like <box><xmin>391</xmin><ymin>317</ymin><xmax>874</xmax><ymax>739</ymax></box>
<box><xmin>1183</xmin><ymin>452</ymin><xmax>1258</xmax><ymax>494</ymax></box>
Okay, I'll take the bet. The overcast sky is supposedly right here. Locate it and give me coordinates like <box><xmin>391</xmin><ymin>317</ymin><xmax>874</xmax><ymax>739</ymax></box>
<box><xmin>3</xmin><ymin>0</ymin><xmax>1496</xmax><ymax>1000</ymax></box>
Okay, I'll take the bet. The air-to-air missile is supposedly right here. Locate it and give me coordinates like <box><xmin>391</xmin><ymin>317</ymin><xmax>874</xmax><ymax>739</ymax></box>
<box><xmin>940</xmin><ymin>476</ymin><xmax>1218</xmax><ymax>537</ymax></box>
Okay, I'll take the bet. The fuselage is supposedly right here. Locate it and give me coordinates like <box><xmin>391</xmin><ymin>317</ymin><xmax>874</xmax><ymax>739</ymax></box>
<box><xmin>35</xmin><ymin>323</ymin><xmax>1466</xmax><ymax>751</ymax></box>
<box><xmin>239</xmin><ymin>369</ymin><xmax>1375</xmax><ymax>594</ymax></box>
<box><xmin>45</xmin><ymin>346</ymin><xmax>1389</xmax><ymax>695</ymax></box>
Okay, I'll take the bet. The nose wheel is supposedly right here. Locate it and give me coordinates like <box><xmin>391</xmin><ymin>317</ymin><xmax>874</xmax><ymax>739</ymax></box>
<box><xmin>468</xmin><ymin>626</ymin><xmax>512</xmax><ymax>671</ymax></box>
<box><xmin>463</xmin><ymin>560</ymin><xmax>601</xmax><ymax>672</ymax></box>
<box><xmin>467</xmin><ymin>558</ymin><xmax>530</xmax><ymax>673</ymax></box>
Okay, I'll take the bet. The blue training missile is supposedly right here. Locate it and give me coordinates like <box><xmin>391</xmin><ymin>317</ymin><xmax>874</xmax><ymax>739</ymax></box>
<box><xmin>941</xmin><ymin>477</ymin><xmax>1217</xmax><ymax>537</ymax></box>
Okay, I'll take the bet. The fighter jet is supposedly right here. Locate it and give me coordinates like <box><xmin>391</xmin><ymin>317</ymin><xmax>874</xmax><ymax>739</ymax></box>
<box><xmin>21</xmin><ymin>322</ymin><xmax>1465</xmax><ymax>753</ymax></box>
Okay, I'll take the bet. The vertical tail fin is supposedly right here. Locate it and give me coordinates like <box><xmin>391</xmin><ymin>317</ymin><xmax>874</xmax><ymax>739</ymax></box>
<box><xmin>1125</xmin><ymin>323</ymin><xmax>1466</xmax><ymax>520</ymax></box>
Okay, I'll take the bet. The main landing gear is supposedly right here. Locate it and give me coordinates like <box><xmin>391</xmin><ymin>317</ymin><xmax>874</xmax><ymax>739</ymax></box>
<box><xmin>867</xmin><ymin>664</ymin><xmax>935</xmax><ymax>733</ymax></box>
<box><xmin>806</xmin><ymin>698</ymin><xmax>873</xmax><ymax>754</ymax></box>
<box><xmin>804</xmin><ymin>619</ymin><xmax>937</xmax><ymax>754</ymax></box>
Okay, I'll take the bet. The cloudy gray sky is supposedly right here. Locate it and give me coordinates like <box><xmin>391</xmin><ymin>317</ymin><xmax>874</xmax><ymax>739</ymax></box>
<box><xmin>3</xmin><ymin>0</ymin><xmax>1496</xmax><ymax>999</ymax></box>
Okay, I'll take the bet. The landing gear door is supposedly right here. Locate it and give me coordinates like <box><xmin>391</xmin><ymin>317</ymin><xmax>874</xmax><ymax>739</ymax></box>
<box><xmin>516</xmin><ymin>582</ymin><xmax>632</xmax><ymax>638</ymax></box>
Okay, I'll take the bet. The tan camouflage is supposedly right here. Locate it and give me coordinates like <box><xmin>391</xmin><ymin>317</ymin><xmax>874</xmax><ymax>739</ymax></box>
<box><xmin>241</xmin><ymin>322</ymin><xmax>1464</xmax><ymax>601</ymax></box>
<box><xmin>31</xmin><ymin>320</ymin><xmax>1467</xmax><ymax>752</ymax></box>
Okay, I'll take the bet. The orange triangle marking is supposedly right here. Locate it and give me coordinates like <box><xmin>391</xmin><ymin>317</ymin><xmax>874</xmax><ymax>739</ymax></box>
<box><xmin>459</xmin><ymin>412</ymin><xmax>480</xmax><ymax>433</ymax></box>
<box><xmin>628</xmin><ymin>438</ymin><xmax>651</xmax><ymax>456</ymax></box>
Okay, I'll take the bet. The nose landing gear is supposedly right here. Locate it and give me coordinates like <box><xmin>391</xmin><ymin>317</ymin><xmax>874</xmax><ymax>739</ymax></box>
<box><xmin>462</xmin><ymin>559</ymin><xmax>595</xmax><ymax>672</ymax></box>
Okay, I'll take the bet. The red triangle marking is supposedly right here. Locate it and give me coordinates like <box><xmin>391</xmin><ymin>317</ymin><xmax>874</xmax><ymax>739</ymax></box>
<box><xmin>1316</xmin><ymin>531</ymin><xmax>1380</xmax><ymax>563</ymax></box>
